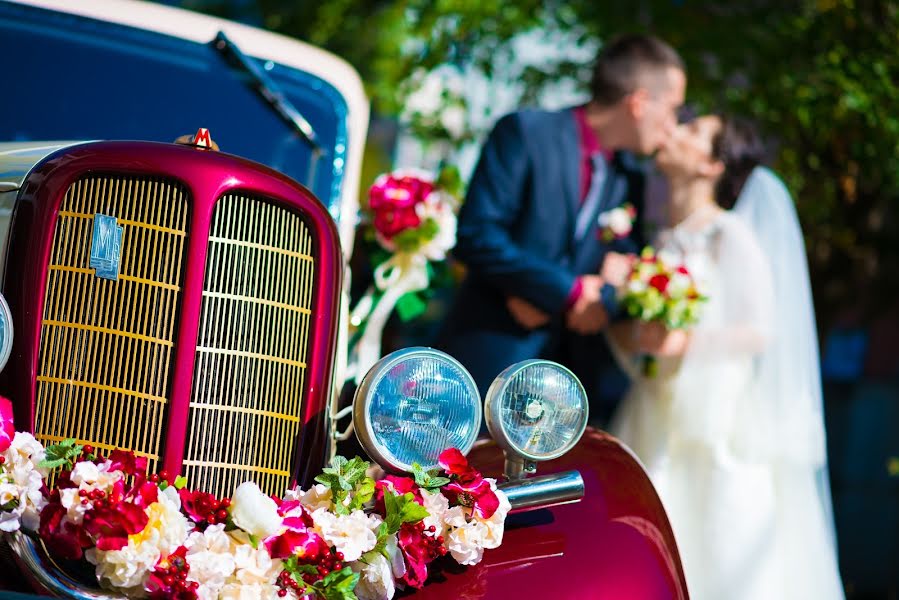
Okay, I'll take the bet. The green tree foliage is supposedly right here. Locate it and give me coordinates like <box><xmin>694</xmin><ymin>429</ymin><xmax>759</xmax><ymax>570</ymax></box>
<box><xmin>186</xmin><ymin>0</ymin><xmax>899</xmax><ymax>331</ymax></box>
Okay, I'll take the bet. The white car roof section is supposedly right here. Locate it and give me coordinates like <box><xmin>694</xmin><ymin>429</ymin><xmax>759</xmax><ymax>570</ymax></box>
<box><xmin>8</xmin><ymin>0</ymin><xmax>369</xmax><ymax>256</ymax></box>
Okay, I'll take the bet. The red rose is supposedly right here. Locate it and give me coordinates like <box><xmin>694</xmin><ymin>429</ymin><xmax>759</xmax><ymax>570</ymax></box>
<box><xmin>369</xmin><ymin>174</ymin><xmax>434</xmax><ymax>211</ymax></box>
<box><xmin>649</xmin><ymin>274</ymin><xmax>670</xmax><ymax>294</ymax></box>
<box><xmin>397</xmin><ymin>523</ymin><xmax>434</xmax><ymax>589</ymax></box>
<box><xmin>437</xmin><ymin>448</ymin><xmax>480</xmax><ymax>484</ymax></box>
<box><xmin>38</xmin><ymin>503</ymin><xmax>91</xmax><ymax>560</ymax></box>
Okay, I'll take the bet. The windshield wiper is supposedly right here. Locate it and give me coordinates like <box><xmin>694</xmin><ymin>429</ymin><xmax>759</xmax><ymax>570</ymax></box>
<box><xmin>212</xmin><ymin>31</ymin><xmax>324</xmax><ymax>188</ymax></box>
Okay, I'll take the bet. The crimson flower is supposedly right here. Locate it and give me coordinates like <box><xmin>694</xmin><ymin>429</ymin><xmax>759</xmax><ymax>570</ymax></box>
<box><xmin>437</xmin><ymin>448</ymin><xmax>480</xmax><ymax>484</ymax></box>
<box><xmin>107</xmin><ymin>449</ymin><xmax>148</xmax><ymax>477</ymax></box>
<box><xmin>0</xmin><ymin>396</ymin><xmax>15</xmax><ymax>453</ymax></box>
<box><xmin>649</xmin><ymin>274</ymin><xmax>670</xmax><ymax>294</ymax></box>
<box><xmin>443</xmin><ymin>477</ymin><xmax>500</xmax><ymax>520</ymax></box>
<box><xmin>82</xmin><ymin>503</ymin><xmax>149</xmax><ymax>551</ymax></box>
<box><xmin>397</xmin><ymin>523</ymin><xmax>434</xmax><ymax>589</ymax></box>
<box><xmin>265</xmin><ymin>528</ymin><xmax>329</xmax><ymax>561</ymax></box>
<box><xmin>368</xmin><ymin>172</ymin><xmax>433</xmax><ymax>239</ymax></box>
<box><xmin>38</xmin><ymin>503</ymin><xmax>91</xmax><ymax>560</ymax></box>
<box><xmin>376</xmin><ymin>475</ymin><xmax>422</xmax><ymax>504</ymax></box>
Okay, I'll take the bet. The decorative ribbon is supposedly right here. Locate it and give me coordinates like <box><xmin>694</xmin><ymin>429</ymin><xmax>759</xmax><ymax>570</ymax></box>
<box><xmin>347</xmin><ymin>252</ymin><xmax>430</xmax><ymax>382</ymax></box>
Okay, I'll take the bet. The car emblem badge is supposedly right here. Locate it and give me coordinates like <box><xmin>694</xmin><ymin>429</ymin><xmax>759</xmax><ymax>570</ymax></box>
<box><xmin>89</xmin><ymin>213</ymin><xmax>123</xmax><ymax>280</ymax></box>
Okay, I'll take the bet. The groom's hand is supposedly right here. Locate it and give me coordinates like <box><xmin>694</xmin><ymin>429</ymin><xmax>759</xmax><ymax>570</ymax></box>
<box><xmin>565</xmin><ymin>275</ymin><xmax>608</xmax><ymax>335</ymax></box>
<box><xmin>600</xmin><ymin>252</ymin><xmax>636</xmax><ymax>288</ymax></box>
<box><xmin>506</xmin><ymin>296</ymin><xmax>551</xmax><ymax>329</ymax></box>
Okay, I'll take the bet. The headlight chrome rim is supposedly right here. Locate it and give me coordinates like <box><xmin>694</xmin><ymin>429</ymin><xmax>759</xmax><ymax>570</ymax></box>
<box><xmin>353</xmin><ymin>346</ymin><xmax>482</xmax><ymax>473</ymax></box>
<box><xmin>485</xmin><ymin>359</ymin><xmax>589</xmax><ymax>463</ymax></box>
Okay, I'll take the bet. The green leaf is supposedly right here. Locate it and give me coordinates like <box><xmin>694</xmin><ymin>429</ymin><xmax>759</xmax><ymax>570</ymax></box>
<box><xmin>173</xmin><ymin>475</ymin><xmax>188</xmax><ymax>490</ymax></box>
<box><xmin>38</xmin><ymin>439</ymin><xmax>83</xmax><ymax>471</ymax></box>
<box><xmin>395</xmin><ymin>292</ymin><xmax>428</xmax><ymax>321</ymax></box>
<box><xmin>315</xmin><ymin>567</ymin><xmax>360</xmax><ymax>600</ymax></box>
<box><xmin>411</xmin><ymin>462</ymin><xmax>450</xmax><ymax>491</ymax></box>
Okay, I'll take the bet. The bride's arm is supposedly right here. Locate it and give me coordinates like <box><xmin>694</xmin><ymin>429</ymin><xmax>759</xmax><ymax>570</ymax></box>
<box><xmin>687</xmin><ymin>217</ymin><xmax>775</xmax><ymax>358</ymax></box>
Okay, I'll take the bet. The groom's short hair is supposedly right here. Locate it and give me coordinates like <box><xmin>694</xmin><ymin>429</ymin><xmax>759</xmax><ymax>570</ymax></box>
<box><xmin>590</xmin><ymin>34</ymin><xmax>684</xmax><ymax>105</ymax></box>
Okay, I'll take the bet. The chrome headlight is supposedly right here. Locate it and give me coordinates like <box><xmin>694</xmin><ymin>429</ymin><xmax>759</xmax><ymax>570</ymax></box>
<box><xmin>353</xmin><ymin>347</ymin><xmax>481</xmax><ymax>472</ymax></box>
<box><xmin>0</xmin><ymin>294</ymin><xmax>12</xmax><ymax>372</ymax></box>
<box><xmin>485</xmin><ymin>360</ymin><xmax>588</xmax><ymax>478</ymax></box>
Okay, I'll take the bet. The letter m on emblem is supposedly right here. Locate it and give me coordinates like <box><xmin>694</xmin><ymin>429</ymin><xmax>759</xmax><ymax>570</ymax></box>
<box><xmin>89</xmin><ymin>214</ymin><xmax>123</xmax><ymax>280</ymax></box>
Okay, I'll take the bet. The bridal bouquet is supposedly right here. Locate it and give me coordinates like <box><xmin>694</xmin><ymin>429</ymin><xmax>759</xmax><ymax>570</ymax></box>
<box><xmin>618</xmin><ymin>247</ymin><xmax>707</xmax><ymax>376</ymax></box>
<box><xmin>0</xmin><ymin>399</ymin><xmax>509</xmax><ymax>600</ymax></box>
<box><xmin>348</xmin><ymin>166</ymin><xmax>463</xmax><ymax>382</ymax></box>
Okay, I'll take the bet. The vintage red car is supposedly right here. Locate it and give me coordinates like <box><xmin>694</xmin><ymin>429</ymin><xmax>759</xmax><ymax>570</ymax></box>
<box><xmin>0</xmin><ymin>1</ymin><xmax>688</xmax><ymax>598</ymax></box>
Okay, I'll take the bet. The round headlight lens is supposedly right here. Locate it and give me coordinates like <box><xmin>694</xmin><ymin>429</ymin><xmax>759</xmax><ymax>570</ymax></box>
<box><xmin>353</xmin><ymin>347</ymin><xmax>481</xmax><ymax>472</ymax></box>
<box><xmin>485</xmin><ymin>360</ymin><xmax>588</xmax><ymax>461</ymax></box>
<box><xmin>0</xmin><ymin>294</ymin><xmax>12</xmax><ymax>372</ymax></box>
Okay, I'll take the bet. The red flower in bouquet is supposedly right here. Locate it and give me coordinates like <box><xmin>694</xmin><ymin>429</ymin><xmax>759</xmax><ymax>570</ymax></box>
<box><xmin>368</xmin><ymin>171</ymin><xmax>434</xmax><ymax>240</ymax></box>
<box><xmin>397</xmin><ymin>521</ymin><xmax>446</xmax><ymax>589</ymax></box>
<box><xmin>438</xmin><ymin>448</ymin><xmax>500</xmax><ymax>519</ymax></box>
<box><xmin>178</xmin><ymin>489</ymin><xmax>231</xmax><ymax>528</ymax></box>
<box><xmin>649</xmin><ymin>274</ymin><xmax>670</xmax><ymax>294</ymax></box>
<box><xmin>375</xmin><ymin>475</ymin><xmax>423</xmax><ymax>507</ymax></box>
<box><xmin>82</xmin><ymin>502</ymin><xmax>149</xmax><ymax>551</ymax></box>
<box><xmin>265</xmin><ymin>526</ymin><xmax>330</xmax><ymax>561</ymax></box>
<box><xmin>38</xmin><ymin>502</ymin><xmax>92</xmax><ymax>560</ymax></box>
<box><xmin>0</xmin><ymin>396</ymin><xmax>14</xmax><ymax>453</ymax></box>
<box><xmin>146</xmin><ymin>546</ymin><xmax>197</xmax><ymax>599</ymax></box>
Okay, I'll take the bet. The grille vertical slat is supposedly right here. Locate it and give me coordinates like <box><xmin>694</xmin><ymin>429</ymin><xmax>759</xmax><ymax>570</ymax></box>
<box><xmin>183</xmin><ymin>194</ymin><xmax>314</xmax><ymax>497</ymax></box>
<box><xmin>35</xmin><ymin>174</ymin><xmax>189</xmax><ymax>472</ymax></box>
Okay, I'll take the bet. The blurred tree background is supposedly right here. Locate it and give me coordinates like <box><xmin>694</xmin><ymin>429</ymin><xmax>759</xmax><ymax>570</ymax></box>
<box><xmin>169</xmin><ymin>1</ymin><xmax>898</xmax><ymax>596</ymax></box>
<box><xmin>182</xmin><ymin>0</ymin><xmax>899</xmax><ymax>338</ymax></box>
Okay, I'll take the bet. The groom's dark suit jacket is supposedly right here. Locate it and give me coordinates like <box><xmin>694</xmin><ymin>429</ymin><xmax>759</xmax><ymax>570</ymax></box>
<box><xmin>436</xmin><ymin>107</ymin><xmax>645</xmax><ymax>420</ymax></box>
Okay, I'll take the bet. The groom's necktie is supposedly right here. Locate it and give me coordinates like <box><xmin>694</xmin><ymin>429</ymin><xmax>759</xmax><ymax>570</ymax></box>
<box><xmin>574</xmin><ymin>152</ymin><xmax>608</xmax><ymax>241</ymax></box>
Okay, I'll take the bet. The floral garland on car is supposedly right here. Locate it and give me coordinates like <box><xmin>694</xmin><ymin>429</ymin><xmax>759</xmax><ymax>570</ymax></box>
<box><xmin>0</xmin><ymin>399</ymin><xmax>509</xmax><ymax>600</ymax></box>
<box><xmin>348</xmin><ymin>166</ymin><xmax>463</xmax><ymax>383</ymax></box>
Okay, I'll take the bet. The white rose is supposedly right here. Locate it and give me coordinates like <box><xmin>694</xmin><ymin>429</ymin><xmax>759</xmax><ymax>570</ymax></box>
<box><xmin>284</xmin><ymin>483</ymin><xmax>333</xmax><ymax>512</ymax></box>
<box><xmin>607</xmin><ymin>208</ymin><xmax>633</xmax><ymax>236</ymax></box>
<box><xmin>186</xmin><ymin>524</ymin><xmax>236</xmax><ymax>600</ymax></box>
<box><xmin>311</xmin><ymin>508</ymin><xmax>380</xmax><ymax>562</ymax></box>
<box><xmin>627</xmin><ymin>278</ymin><xmax>648</xmax><ymax>294</ymax></box>
<box><xmin>442</xmin><ymin>506</ymin><xmax>490</xmax><ymax>566</ymax></box>
<box><xmin>439</xmin><ymin>105</ymin><xmax>467</xmax><ymax>140</ymax></box>
<box><xmin>69</xmin><ymin>461</ymin><xmax>100</xmax><ymax>485</ymax></box>
<box><xmin>667</xmin><ymin>272</ymin><xmax>693</xmax><ymax>298</ymax></box>
<box><xmin>0</xmin><ymin>482</ymin><xmax>17</xmax><ymax>506</ymax></box>
<box><xmin>656</xmin><ymin>249</ymin><xmax>680</xmax><ymax>271</ymax></box>
<box><xmin>230</xmin><ymin>482</ymin><xmax>282</xmax><ymax>540</ymax></box>
<box><xmin>479</xmin><ymin>482</ymin><xmax>510</xmax><ymax>550</ymax></box>
<box><xmin>419</xmin><ymin>489</ymin><xmax>449</xmax><ymax>537</ymax></box>
<box><xmin>352</xmin><ymin>553</ymin><xmax>396</xmax><ymax>600</ymax></box>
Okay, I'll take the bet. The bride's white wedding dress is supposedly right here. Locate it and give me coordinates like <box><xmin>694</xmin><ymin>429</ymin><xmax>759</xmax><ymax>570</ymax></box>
<box><xmin>609</xmin><ymin>168</ymin><xmax>845</xmax><ymax>600</ymax></box>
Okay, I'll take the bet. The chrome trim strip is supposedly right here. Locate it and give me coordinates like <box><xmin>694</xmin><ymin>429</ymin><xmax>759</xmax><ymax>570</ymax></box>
<box><xmin>497</xmin><ymin>470</ymin><xmax>585</xmax><ymax>513</ymax></box>
<box><xmin>7</xmin><ymin>531</ymin><xmax>125</xmax><ymax>599</ymax></box>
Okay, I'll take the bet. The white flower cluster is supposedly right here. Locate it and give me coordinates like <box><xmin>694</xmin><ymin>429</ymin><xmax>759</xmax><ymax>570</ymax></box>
<box><xmin>428</xmin><ymin>480</ymin><xmax>511</xmax><ymax>566</ymax></box>
<box><xmin>400</xmin><ymin>66</ymin><xmax>469</xmax><ymax>142</ymax></box>
<box><xmin>415</xmin><ymin>190</ymin><xmax>459</xmax><ymax>261</ymax></box>
<box><xmin>0</xmin><ymin>432</ymin><xmax>48</xmax><ymax>533</ymax></box>
<box><xmin>597</xmin><ymin>206</ymin><xmax>634</xmax><ymax>237</ymax></box>
<box><xmin>60</xmin><ymin>460</ymin><xmax>125</xmax><ymax>525</ymax></box>
<box><xmin>87</xmin><ymin>487</ymin><xmax>192</xmax><ymax>595</ymax></box>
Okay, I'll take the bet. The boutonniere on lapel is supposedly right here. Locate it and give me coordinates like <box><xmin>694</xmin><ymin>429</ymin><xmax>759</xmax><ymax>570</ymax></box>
<box><xmin>597</xmin><ymin>203</ymin><xmax>637</xmax><ymax>242</ymax></box>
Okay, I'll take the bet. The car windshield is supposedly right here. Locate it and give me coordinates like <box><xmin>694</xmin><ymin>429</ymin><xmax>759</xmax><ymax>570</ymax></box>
<box><xmin>0</xmin><ymin>2</ymin><xmax>349</xmax><ymax>217</ymax></box>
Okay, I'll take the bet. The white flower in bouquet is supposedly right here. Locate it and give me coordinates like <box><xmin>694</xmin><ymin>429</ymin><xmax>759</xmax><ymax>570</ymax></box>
<box><xmin>87</xmin><ymin>487</ymin><xmax>191</xmax><ymax>593</ymax></box>
<box><xmin>656</xmin><ymin>249</ymin><xmax>680</xmax><ymax>271</ymax></box>
<box><xmin>230</xmin><ymin>481</ymin><xmax>282</xmax><ymax>540</ymax></box>
<box><xmin>284</xmin><ymin>482</ymin><xmax>333</xmax><ymax>512</ymax></box>
<box><xmin>415</xmin><ymin>191</ymin><xmax>458</xmax><ymax>261</ymax></box>
<box><xmin>598</xmin><ymin>207</ymin><xmax>633</xmax><ymax>236</ymax></box>
<box><xmin>442</xmin><ymin>505</ymin><xmax>489</xmax><ymax>566</ymax></box>
<box><xmin>419</xmin><ymin>488</ymin><xmax>449</xmax><ymax>538</ymax></box>
<box><xmin>479</xmin><ymin>481</ymin><xmax>510</xmax><ymax>550</ymax></box>
<box><xmin>352</xmin><ymin>553</ymin><xmax>396</xmax><ymax>600</ymax></box>
<box><xmin>0</xmin><ymin>432</ymin><xmax>48</xmax><ymax>532</ymax></box>
<box><xmin>220</xmin><ymin>532</ymin><xmax>281</xmax><ymax>600</ymax></box>
<box><xmin>61</xmin><ymin>461</ymin><xmax>125</xmax><ymax>524</ymax></box>
<box><xmin>439</xmin><ymin>104</ymin><xmax>468</xmax><ymax>141</ymax></box>
<box><xmin>311</xmin><ymin>507</ymin><xmax>380</xmax><ymax>562</ymax></box>
<box><xmin>185</xmin><ymin>524</ymin><xmax>237</xmax><ymax>600</ymax></box>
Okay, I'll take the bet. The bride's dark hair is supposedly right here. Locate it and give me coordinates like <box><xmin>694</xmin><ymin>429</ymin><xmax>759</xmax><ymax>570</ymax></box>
<box><xmin>712</xmin><ymin>116</ymin><xmax>766</xmax><ymax>209</ymax></box>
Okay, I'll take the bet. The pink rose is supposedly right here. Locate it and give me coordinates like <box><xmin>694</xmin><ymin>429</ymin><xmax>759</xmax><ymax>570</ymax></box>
<box><xmin>0</xmin><ymin>396</ymin><xmax>15</xmax><ymax>453</ymax></box>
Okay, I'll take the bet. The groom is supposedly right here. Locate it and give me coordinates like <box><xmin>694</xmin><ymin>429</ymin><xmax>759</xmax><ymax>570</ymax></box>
<box><xmin>436</xmin><ymin>34</ymin><xmax>685</xmax><ymax>423</ymax></box>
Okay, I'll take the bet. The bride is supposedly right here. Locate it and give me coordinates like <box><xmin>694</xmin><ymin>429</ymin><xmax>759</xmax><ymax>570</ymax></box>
<box><xmin>607</xmin><ymin>115</ymin><xmax>845</xmax><ymax>599</ymax></box>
